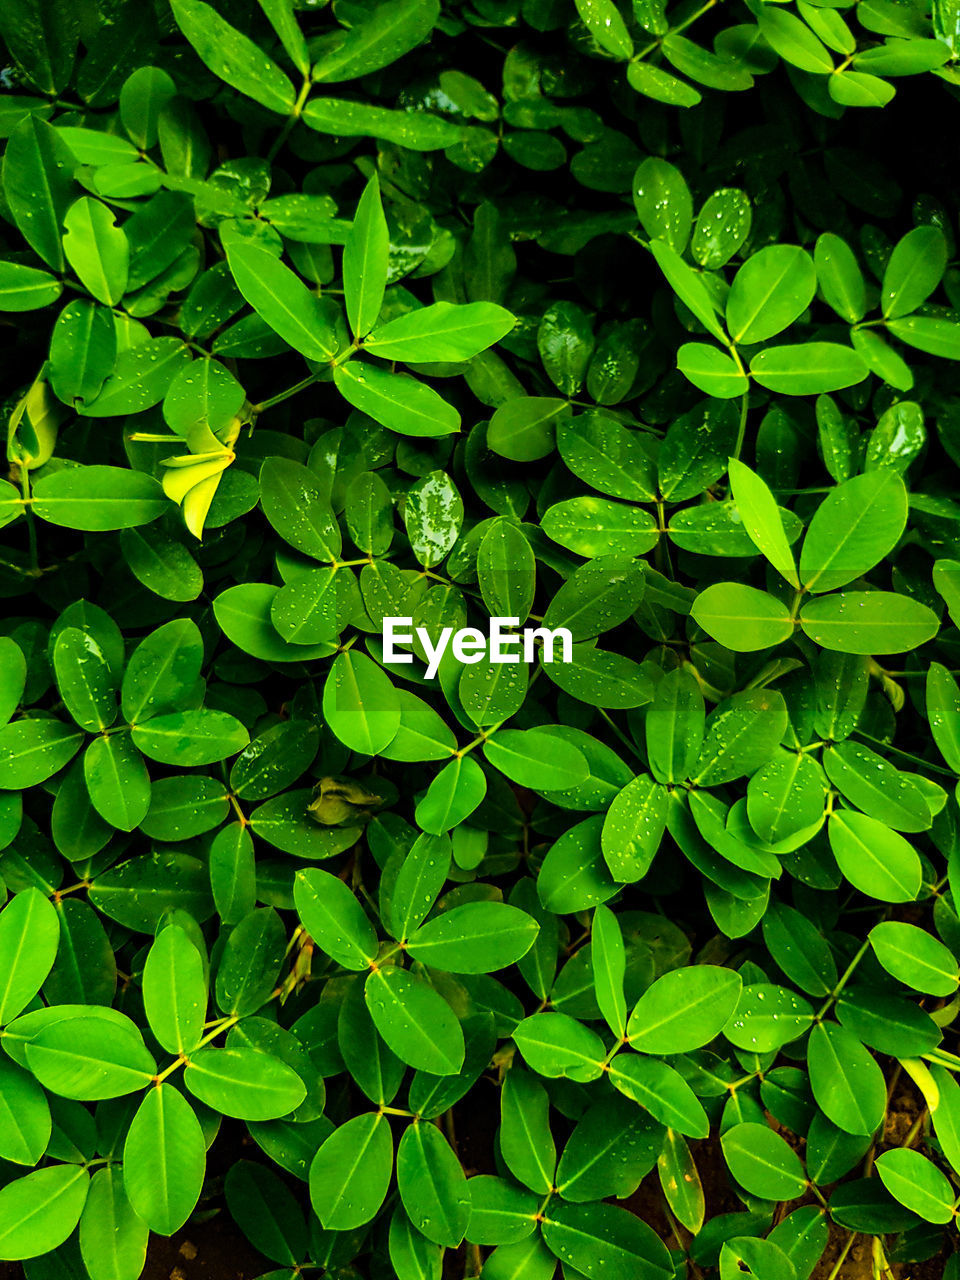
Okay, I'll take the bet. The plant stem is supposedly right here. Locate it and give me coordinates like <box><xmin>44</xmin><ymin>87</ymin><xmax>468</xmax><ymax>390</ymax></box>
<box><xmin>19</xmin><ymin>466</ymin><xmax>39</xmax><ymax>576</ymax></box>
<box><xmin>251</xmin><ymin>371</ymin><xmax>324</xmax><ymax>414</ymax></box>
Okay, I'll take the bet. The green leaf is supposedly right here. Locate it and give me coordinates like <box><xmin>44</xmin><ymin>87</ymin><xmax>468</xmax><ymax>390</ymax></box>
<box><xmin>927</xmin><ymin>661</ymin><xmax>960</xmax><ymax>772</ymax></box>
<box><xmin>31</xmin><ymin>467</ymin><xmax>169</xmax><ymax>530</ymax></box>
<box><xmin>823</xmin><ymin>741</ymin><xmax>929</xmax><ymax>833</ymax></box>
<box><xmin>334</xmin><ymin>362</ymin><xmax>460</xmax><ymax>437</ymax></box>
<box><xmin>49</xmin><ymin>300</ymin><xmax>116</xmax><ymax>407</ymax></box>
<box><xmin>0</xmin><ymin>0</ymin><xmax>77</xmax><ymax>95</ymax></box>
<box><xmin>0</xmin><ymin>719</ymin><xmax>82</xmax><ymax>788</ymax></box>
<box><xmin>84</xmin><ymin>734</ymin><xmax>151</xmax><ymax>832</ymax></box>
<box><xmin>217</xmin><ymin>908</ymin><xmax>285</xmax><ymax>1016</ymax></box>
<box><xmin>721</xmin><ymin>1123</ymin><xmax>808</xmax><ymax>1200</ymax></box>
<box><xmin>477</xmin><ymin>519</ymin><xmax>536</xmax><ymax>623</ymax></box>
<box><xmin>828</xmin><ymin>810</ymin><xmax>921</xmax><ymax>902</ymax></box>
<box><xmin>184</xmin><ymin>1047</ymin><xmax>306</xmax><ymax>1120</ymax></box>
<box><xmin>119</xmin><ymin>66</ymin><xmax>177</xmax><ymax>149</ymax></box>
<box><xmin>537</xmin><ymin>814</ymin><xmax>618</xmax><ymax>914</ymax></box>
<box><xmin>89</xmin><ymin>852</ymin><xmax>214</xmax><ymax>932</ymax></box>
<box><xmin>343</xmin><ymin>176</ymin><xmax>389</xmax><ymax>340</ymax></box>
<box><xmin>728</xmin><ymin>458</ymin><xmax>799</xmax><ymax>587</ymax></box>
<box><xmin>540</xmin><ymin>1201</ymin><xmax>674</xmax><ymax>1280</ymax></box>
<box><xmin>633</xmin><ymin>159</ymin><xmax>692</xmax><ymax>252</ymax></box>
<box><xmin>0</xmin><ymin>1165</ymin><xmax>89</xmax><ymax>1261</ymax></box>
<box><xmin>882</xmin><ymin>225</ymin><xmax>948</xmax><ymax>319</ymax></box>
<box><xmin>309</xmin><ymin>1112</ymin><xmax>392</xmax><ymax>1230</ymax></box>
<box><xmin>807</xmin><ymin>1021</ymin><xmax>886</xmax><ymax>1136</ymax></box>
<box><xmin>556</xmin><ymin>1094</ymin><xmax>662</xmax><ymax>1203</ymax></box>
<box><xmin>627</xmin><ymin>965</ymin><xmax>742</xmax><ymax>1053</ymax></box>
<box><xmin>692</xmin><ymin>189</ymin><xmax>752</xmax><ymax>269</ymax></box>
<box><xmin>406</xmin><ymin>903</ymin><xmax>538</xmax><ymax>973</ymax></box>
<box><xmin>875</xmin><ymin>1148</ymin><xmax>954</xmax><ymax>1224</ymax></box>
<box><xmin>602</xmin><ymin>774</ymin><xmax>668</xmax><ymax>882</ymax></box>
<box><xmin>367</xmin><ymin>300</ymin><xmax>515</xmax><ymax>363</ymax></box>
<box><xmin>465</xmin><ymin>1176</ymin><xmax>538</xmax><ymax>1245</ymax></box>
<box><xmin>53</xmin><ymin>627</ymin><xmax>116</xmax><ymax>732</ymax></box>
<box><xmin>659</xmin><ymin>1129</ymin><xmax>704</xmax><ymax>1235</ymax></box>
<box><xmin>62</xmin><ymin>198</ymin><xmax>129</xmax><ymax>306</ymax></box>
<box><xmin>750</xmin><ymin>343</ymin><xmax>869</xmax><ymax>395</ymax></box>
<box><xmin>3</xmin><ymin>117</ymin><xmax>76</xmax><ymax>270</ymax></box>
<box><xmin>649</xmin><ymin>240</ymin><xmax>727</xmax><ymax>343</ymax></box>
<box><xmin>0</xmin><ymin>262</ymin><xmax>62</xmax><ymax>311</ymax></box>
<box><xmin>0</xmin><ymin>889</ymin><xmax>59</xmax><ymax>1025</ymax></box>
<box><xmin>346</xmin><ymin>470</ymin><xmax>394</xmax><ymax>556</ymax></box>
<box><xmin>0</xmin><ymin>1056</ymin><xmax>50</xmax><ymax>1165</ymax></box>
<box><xmin>677</xmin><ymin>342</ymin><xmax>750</xmax><ymax>398</ymax></box>
<box><xmin>163</xmin><ymin>357</ymin><xmax>244</xmax><ymax>441</ymax></box>
<box><xmin>25</xmin><ymin>1015</ymin><xmax>156</xmax><ymax>1099</ymax></box>
<box><xmin>747</xmin><ymin>751</ymin><xmax>825</xmax><ymax>845</ymax></box>
<box><xmin>869</xmin><ymin>921</ymin><xmax>959</xmax><ymax>996</ymax></box>
<box><xmin>226</xmin><ymin>241</ymin><xmax>336</xmax><ymax>362</ymax></box>
<box><xmin>397</xmin><ymin>1122</ymin><xmax>469</xmax><ymax>1246</ymax></box>
<box><xmin>79</xmin><ymin>339</ymin><xmax>192</xmax><ymax>418</ymax></box>
<box><xmin>799</xmin><ymin>591</ymin><xmax>939</xmax><ymax>654</ymax></box>
<box><xmin>627</xmin><ymin>60</ymin><xmax>702</xmax><ymax>106</ymax></box>
<box><xmin>170</xmin><ymin>0</ymin><xmax>295</xmax><ymax>113</ymax></box>
<box><xmin>815</xmin><ymin>232</ymin><xmax>866</xmax><ymax>323</ymax></box>
<box><xmin>886</xmin><ymin>314</ymin><xmax>960</xmax><ymax>359</ymax></box>
<box><xmin>79</xmin><ymin>1166</ymin><xmax>148</xmax><ymax>1280</ymax></box>
<box><xmin>484</xmin><ymin>729</ymin><xmax>589</xmax><ymax>791</ymax></box>
<box><xmin>294</xmin><ymin>868</ymin><xmax>378</xmax><ymax>970</ymax></box>
<box><xmin>259</xmin><ymin>458</ymin><xmax>340</xmax><ymax>560</ymax></box>
<box><xmin>512</xmin><ymin>1012</ymin><xmax>605</xmax><ymax>1082</ymax></box>
<box><xmin>500</xmin><ymin>1068</ymin><xmax>556</xmax><ymax>1194</ymax></box>
<box><xmin>389</xmin><ymin>1204</ymin><xmax>443</xmax><ymax>1280</ymax></box>
<box><xmin>131</xmin><ymin>709</ymin><xmax>249</xmax><ymax>766</ymax></box>
<box><xmin>542</xmin><ymin>497</ymin><xmax>658</xmax><ymax>558</ymax></box>
<box><xmin>385</xmin><ymin>832</ymin><xmax>450</xmax><ymax>941</ymax></box>
<box><xmin>487</xmin><ymin>397</ymin><xmax>569</xmax><ymax>462</ymax></box>
<box><xmin>303</xmin><ymin>99</ymin><xmax>466</xmax><ymax>149</ymax></box>
<box><xmin>537</xmin><ymin>302</ymin><xmax>595</xmax><ymax>396</ymax></box>
<box><xmin>800</xmin><ymin>470</ymin><xmax>908</xmax><ymax>593</ymax></box>
<box><xmin>258</xmin><ymin>0</ymin><xmax>310</xmax><ymax>75</ymax></box>
<box><xmin>726</xmin><ymin>245</ymin><xmax>816</xmax><ymax>344</ymax></box>
<box><xmin>557</xmin><ymin>411</ymin><xmax>657</xmax><ymax>502</ymax></box>
<box><xmin>592</xmin><ymin>904</ymin><xmax>627</xmax><ymax>1038</ymax></box>
<box><xmin>224</xmin><ymin>1160</ymin><xmax>308</xmax><ymax>1266</ymax></box>
<box><xmin>692</xmin><ymin>583</ymin><xmax>794</xmax><ymax>651</ymax></box>
<box><xmin>122</xmin><ymin>1084</ymin><xmax>207</xmax><ymax>1235</ymax></box>
<box><xmin>322</xmin><ymin>650</ymin><xmax>401</xmax><ymax>755</ymax></box>
<box><xmin>404</xmin><ymin>470</ymin><xmax>463</xmax><ymax>567</ymax></box>
<box><xmin>758</xmin><ymin>5</ymin><xmax>834</xmax><ymax>71</ymax></box>
<box><xmin>646</xmin><ymin>668</ymin><xmax>704</xmax><ymax>784</ymax></box>
<box><xmin>693</xmin><ymin>689</ymin><xmax>788</xmax><ymax>787</ymax></box>
<box><xmin>313</xmin><ymin>0</ymin><xmax>440</xmax><ymax>82</ymax></box>
<box><xmin>724</xmin><ymin>983</ymin><xmax>814</xmax><ymax>1053</ymax></box>
<box><xmin>143</xmin><ymin>925</ymin><xmax>207</xmax><ymax>1054</ymax></box>
<box><xmin>364</xmin><ymin>967</ymin><xmax>465</xmax><ymax>1074</ymax></box>
<box><xmin>576</xmin><ymin>0</ymin><xmax>634</xmax><ymax>55</ymax></box>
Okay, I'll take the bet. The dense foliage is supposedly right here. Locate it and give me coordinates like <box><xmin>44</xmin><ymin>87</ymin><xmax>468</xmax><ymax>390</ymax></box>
<box><xmin>1</xmin><ymin>1</ymin><xmax>960</xmax><ymax>1278</ymax></box>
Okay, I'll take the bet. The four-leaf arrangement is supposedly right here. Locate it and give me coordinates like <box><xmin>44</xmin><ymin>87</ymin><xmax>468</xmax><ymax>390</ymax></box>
<box><xmin>1</xmin><ymin>0</ymin><xmax>960</xmax><ymax>1279</ymax></box>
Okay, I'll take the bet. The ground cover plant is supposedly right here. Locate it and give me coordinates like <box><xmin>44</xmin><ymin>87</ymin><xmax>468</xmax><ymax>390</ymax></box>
<box><xmin>1</xmin><ymin>0</ymin><xmax>960</xmax><ymax>1278</ymax></box>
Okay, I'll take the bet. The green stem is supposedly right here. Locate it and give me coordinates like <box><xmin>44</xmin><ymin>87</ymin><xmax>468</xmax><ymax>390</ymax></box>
<box><xmin>267</xmin><ymin>75</ymin><xmax>312</xmax><ymax>163</ymax></box>
<box><xmin>817</xmin><ymin>935</ymin><xmax>872</xmax><ymax>1020</ymax></box>
<box><xmin>251</xmin><ymin>371</ymin><xmax>324</xmax><ymax>414</ymax></box>
<box><xmin>732</xmin><ymin>387</ymin><xmax>749</xmax><ymax>462</ymax></box>
<box><xmin>850</xmin><ymin>730</ymin><xmax>956</xmax><ymax>778</ymax></box>
<box><xmin>825</xmin><ymin>1232</ymin><xmax>857</xmax><ymax>1280</ymax></box>
<box><xmin>19</xmin><ymin>466</ymin><xmax>39</xmax><ymax>576</ymax></box>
